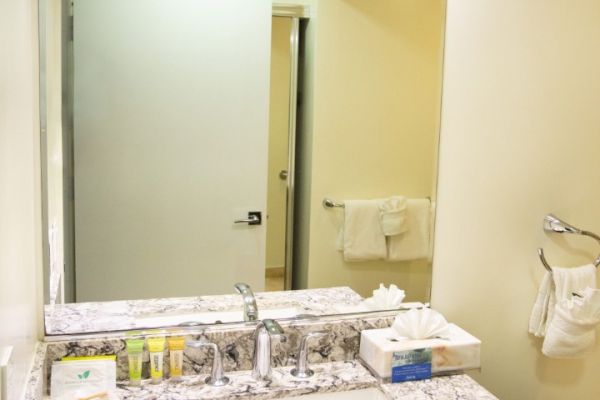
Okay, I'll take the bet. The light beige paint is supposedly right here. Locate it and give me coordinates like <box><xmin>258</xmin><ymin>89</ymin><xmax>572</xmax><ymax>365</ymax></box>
<box><xmin>266</xmin><ymin>17</ymin><xmax>292</xmax><ymax>270</ymax></box>
<box><xmin>0</xmin><ymin>0</ymin><xmax>43</xmax><ymax>397</ymax></box>
<box><xmin>304</xmin><ymin>0</ymin><xmax>445</xmax><ymax>299</ymax></box>
<box><xmin>433</xmin><ymin>1</ymin><xmax>600</xmax><ymax>399</ymax></box>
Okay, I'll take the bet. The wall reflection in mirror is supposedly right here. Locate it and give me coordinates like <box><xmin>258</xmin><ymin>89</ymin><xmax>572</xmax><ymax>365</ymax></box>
<box><xmin>40</xmin><ymin>0</ymin><xmax>446</xmax><ymax>327</ymax></box>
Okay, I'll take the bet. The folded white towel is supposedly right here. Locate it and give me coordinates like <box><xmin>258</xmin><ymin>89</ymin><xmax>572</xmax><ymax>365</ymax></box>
<box><xmin>528</xmin><ymin>271</ymin><xmax>553</xmax><ymax>337</ymax></box>
<box><xmin>386</xmin><ymin>199</ymin><xmax>431</xmax><ymax>261</ymax></box>
<box><xmin>378</xmin><ymin>196</ymin><xmax>407</xmax><ymax>236</ymax></box>
<box><xmin>572</xmin><ymin>287</ymin><xmax>600</xmax><ymax>319</ymax></box>
<box><xmin>342</xmin><ymin>200</ymin><xmax>387</xmax><ymax>261</ymax></box>
<box><xmin>552</xmin><ymin>264</ymin><xmax>597</xmax><ymax>302</ymax></box>
<box><xmin>529</xmin><ymin>264</ymin><xmax>597</xmax><ymax>338</ymax></box>
<box><xmin>542</xmin><ymin>288</ymin><xmax>600</xmax><ymax>358</ymax></box>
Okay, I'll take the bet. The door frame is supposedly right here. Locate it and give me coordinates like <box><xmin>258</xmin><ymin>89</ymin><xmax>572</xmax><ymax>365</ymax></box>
<box><xmin>272</xmin><ymin>4</ymin><xmax>308</xmax><ymax>290</ymax></box>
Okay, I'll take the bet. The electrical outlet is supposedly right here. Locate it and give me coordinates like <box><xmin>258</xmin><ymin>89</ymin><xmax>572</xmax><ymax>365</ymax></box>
<box><xmin>0</xmin><ymin>346</ymin><xmax>14</xmax><ymax>400</ymax></box>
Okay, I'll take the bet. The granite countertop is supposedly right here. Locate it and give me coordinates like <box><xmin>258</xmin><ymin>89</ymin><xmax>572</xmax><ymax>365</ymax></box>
<box><xmin>30</xmin><ymin>358</ymin><xmax>497</xmax><ymax>400</ymax></box>
<box><xmin>380</xmin><ymin>375</ymin><xmax>498</xmax><ymax>400</ymax></box>
<box><xmin>34</xmin><ymin>287</ymin><xmax>497</xmax><ymax>399</ymax></box>
<box><xmin>115</xmin><ymin>361</ymin><xmax>376</xmax><ymax>400</ymax></box>
<box><xmin>44</xmin><ymin>287</ymin><xmax>365</xmax><ymax>335</ymax></box>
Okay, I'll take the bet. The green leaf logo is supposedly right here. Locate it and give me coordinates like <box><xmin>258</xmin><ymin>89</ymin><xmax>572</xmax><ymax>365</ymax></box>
<box><xmin>78</xmin><ymin>370</ymin><xmax>91</xmax><ymax>380</ymax></box>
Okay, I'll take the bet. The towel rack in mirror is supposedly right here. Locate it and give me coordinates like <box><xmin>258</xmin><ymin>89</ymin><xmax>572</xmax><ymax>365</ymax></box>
<box><xmin>537</xmin><ymin>214</ymin><xmax>600</xmax><ymax>272</ymax></box>
<box><xmin>322</xmin><ymin>198</ymin><xmax>344</xmax><ymax>208</ymax></box>
<box><xmin>322</xmin><ymin>196</ymin><xmax>432</xmax><ymax>209</ymax></box>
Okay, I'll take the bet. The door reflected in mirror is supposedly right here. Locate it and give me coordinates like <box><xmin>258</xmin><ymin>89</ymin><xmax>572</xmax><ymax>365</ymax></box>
<box><xmin>39</xmin><ymin>0</ymin><xmax>446</xmax><ymax>327</ymax></box>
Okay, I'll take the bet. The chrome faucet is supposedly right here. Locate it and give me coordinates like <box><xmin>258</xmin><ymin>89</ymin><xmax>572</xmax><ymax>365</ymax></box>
<box><xmin>186</xmin><ymin>339</ymin><xmax>230</xmax><ymax>386</ymax></box>
<box><xmin>252</xmin><ymin>319</ymin><xmax>286</xmax><ymax>381</ymax></box>
<box><xmin>291</xmin><ymin>331</ymin><xmax>328</xmax><ymax>378</ymax></box>
<box><xmin>234</xmin><ymin>282</ymin><xmax>258</xmax><ymax>322</ymax></box>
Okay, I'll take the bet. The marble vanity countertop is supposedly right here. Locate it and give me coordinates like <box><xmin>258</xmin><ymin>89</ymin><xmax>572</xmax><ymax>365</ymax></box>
<box><xmin>29</xmin><ymin>355</ymin><xmax>497</xmax><ymax>400</ymax></box>
<box><xmin>380</xmin><ymin>375</ymin><xmax>498</xmax><ymax>400</ymax></box>
<box><xmin>115</xmin><ymin>361</ymin><xmax>375</xmax><ymax>400</ymax></box>
<box><xmin>44</xmin><ymin>287</ymin><xmax>364</xmax><ymax>335</ymax></box>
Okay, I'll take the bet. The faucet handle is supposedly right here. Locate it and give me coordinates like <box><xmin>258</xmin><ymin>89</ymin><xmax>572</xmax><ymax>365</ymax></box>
<box><xmin>291</xmin><ymin>331</ymin><xmax>328</xmax><ymax>378</ymax></box>
<box><xmin>186</xmin><ymin>339</ymin><xmax>230</xmax><ymax>386</ymax></box>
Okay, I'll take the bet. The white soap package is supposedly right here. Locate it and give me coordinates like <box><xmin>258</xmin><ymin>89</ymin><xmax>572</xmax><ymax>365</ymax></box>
<box><xmin>359</xmin><ymin>324</ymin><xmax>481</xmax><ymax>381</ymax></box>
<box><xmin>51</xmin><ymin>360</ymin><xmax>117</xmax><ymax>400</ymax></box>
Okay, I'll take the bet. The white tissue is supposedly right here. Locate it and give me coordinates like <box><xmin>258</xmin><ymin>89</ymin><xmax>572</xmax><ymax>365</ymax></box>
<box><xmin>363</xmin><ymin>283</ymin><xmax>406</xmax><ymax>311</ymax></box>
<box><xmin>392</xmin><ymin>308</ymin><xmax>450</xmax><ymax>340</ymax></box>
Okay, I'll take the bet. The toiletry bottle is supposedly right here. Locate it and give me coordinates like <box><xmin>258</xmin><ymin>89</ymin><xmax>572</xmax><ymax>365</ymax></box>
<box><xmin>167</xmin><ymin>336</ymin><xmax>185</xmax><ymax>381</ymax></box>
<box><xmin>147</xmin><ymin>336</ymin><xmax>166</xmax><ymax>384</ymax></box>
<box><xmin>125</xmin><ymin>338</ymin><xmax>145</xmax><ymax>386</ymax></box>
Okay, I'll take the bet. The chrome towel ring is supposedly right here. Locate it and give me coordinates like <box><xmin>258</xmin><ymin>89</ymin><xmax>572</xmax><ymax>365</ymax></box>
<box><xmin>537</xmin><ymin>214</ymin><xmax>600</xmax><ymax>272</ymax></box>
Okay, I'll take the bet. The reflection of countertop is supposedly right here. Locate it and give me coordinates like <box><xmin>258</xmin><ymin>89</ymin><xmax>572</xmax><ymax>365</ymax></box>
<box><xmin>44</xmin><ymin>287</ymin><xmax>365</xmax><ymax>335</ymax></box>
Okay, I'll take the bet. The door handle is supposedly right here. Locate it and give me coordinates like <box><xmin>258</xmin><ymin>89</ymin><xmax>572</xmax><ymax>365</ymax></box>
<box><xmin>234</xmin><ymin>211</ymin><xmax>262</xmax><ymax>226</ymax></box>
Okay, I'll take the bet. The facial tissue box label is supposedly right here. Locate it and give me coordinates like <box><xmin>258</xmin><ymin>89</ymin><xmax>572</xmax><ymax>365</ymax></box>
<box><xmin>391</xmin><ymin>348</ymin><xmax>432</xmax><ymax>383</ymax></box>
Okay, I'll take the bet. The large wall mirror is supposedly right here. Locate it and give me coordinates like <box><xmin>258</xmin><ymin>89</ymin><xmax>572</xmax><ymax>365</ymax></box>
<box><xmin>39</xmin><ymin>0</ymin><xmax>446</xmax><ymax>334</ymax></box>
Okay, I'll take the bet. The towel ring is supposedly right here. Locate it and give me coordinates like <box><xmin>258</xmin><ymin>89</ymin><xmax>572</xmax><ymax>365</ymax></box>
<box><xmin>537</xmin><ymin>214</ymin><xmax>600</xmax><ymax>272</ymax></box>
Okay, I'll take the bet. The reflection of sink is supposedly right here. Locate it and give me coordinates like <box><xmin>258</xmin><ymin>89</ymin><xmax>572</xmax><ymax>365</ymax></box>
<box><xmin>281</xmin><ymin>388</ymin><xmax>387</xmax><ymax>400</ymax></box>
<box><xmin>134</xmin><ymin>307</ymin><xmax>302</xmax><ymax>328</ymax></box>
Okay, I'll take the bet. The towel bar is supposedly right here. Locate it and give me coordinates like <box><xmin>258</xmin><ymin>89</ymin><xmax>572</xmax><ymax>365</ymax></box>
<box><xmin>322</xmin><ymin>198</ymin><xmax>344</xmax><ymax>208</ymax></box>
<box><xmin>537</xmin><ymin>214</ymin><xmax>600</xmax><ymax>271</ymax></box>
<box><xmin>323</xmin><ymin>196</ymin><xmax>432</xmax><ymax>209</ymax></box>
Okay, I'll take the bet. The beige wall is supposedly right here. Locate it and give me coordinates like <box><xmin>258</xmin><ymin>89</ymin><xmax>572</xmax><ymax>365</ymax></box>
<box><xmin>0</xmin><ymin>0</ymin><xmax>43</xmax><ymax>397</ymax></box>
<box><xmin>305</xmin><ymin>0</ymin><xmax>445</xmax><ymax>299</ymax></box>
<box><xmin>433</xmin><ymin>1</ymin><xmax>600</xmax><ymax>399</ymax></box>
<box><xmin>266</xmin><ymin>17</ymin><xmax>292</xmax><ymax>270</ymax></box>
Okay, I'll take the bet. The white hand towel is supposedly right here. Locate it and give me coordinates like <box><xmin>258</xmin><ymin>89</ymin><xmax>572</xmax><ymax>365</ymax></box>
<box><xmin>378</xmin><ymin>196</ymin><xmax>408</xmax><ymax>236</ymax></box>
<box><xmin>542</xmin><ymin>288</ymin><xmax>600</xmax><ymax>358</ymax></box>
<box><xmin>386</xmin><ymin>199</ymin><xmax>431</xmax><ymax>261</ymax></box>
<box><xmin>528</xmin><ymin>264</ymin><xmax>597</xmax><ymax>337</ymax></box>
<box><xmin>528</xmin><ymin>271</ymin><xmax>553</xmax><ymax>337</ymax></box>
<box><xmin>552</xmin><ymin>264</ymin><xmax>597</xmax><ymax>302</ymax></box>
<box><xmin>343</xmin><ymin>200</ymin><xmax>387</xmax><ymax>261</ymax></box>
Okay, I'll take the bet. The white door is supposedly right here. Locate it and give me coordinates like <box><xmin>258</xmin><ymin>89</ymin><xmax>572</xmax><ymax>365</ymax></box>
<box><xmin>73</xmin><ymin>0</ymin><xmax>271</xmax><ymax>301</ymax></box>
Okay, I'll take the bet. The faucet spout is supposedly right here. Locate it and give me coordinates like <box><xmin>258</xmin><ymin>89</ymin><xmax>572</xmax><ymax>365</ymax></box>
<box><xmin>252</xmin><ymin>319</ymin><xmax>286</xmax><ymax>381</ymax></box>
<box><xmin>234</xmin><ymin>282</ymin><xmax>258</xmax><ymax>322</ymax></box>
<box><xmin>186</xmin><ymin>339</ymin><xmax>230</xmax><ymax>386</ymax></box>
<box><xmin>291</xmin><ymin>331</ymin><xmax>328</xmax><ymax>378</ymax></box>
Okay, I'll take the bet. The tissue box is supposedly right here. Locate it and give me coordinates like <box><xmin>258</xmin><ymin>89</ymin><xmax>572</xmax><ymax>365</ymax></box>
<box><xmin>359</xmin><ymin>324</ymin><xmax>480</xmax><ymax>380</ymax></box>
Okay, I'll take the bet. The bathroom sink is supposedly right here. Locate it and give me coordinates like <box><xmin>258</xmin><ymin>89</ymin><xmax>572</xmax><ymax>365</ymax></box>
<box><xmin>134</xmin><ymin>307</ymin><xmax>302</xmax><ymax>328</ymax></box>
<box><xmin>282</xmin><ymin>388</ymin><xmax>388</xmax><ymax>400</ymax></box>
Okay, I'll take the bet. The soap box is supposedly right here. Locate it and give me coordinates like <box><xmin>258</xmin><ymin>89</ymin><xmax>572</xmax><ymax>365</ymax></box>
<box><xmin>359</xmin><ymin>324</ymin><xmax>480</xmax><ymax>381</ymax></box>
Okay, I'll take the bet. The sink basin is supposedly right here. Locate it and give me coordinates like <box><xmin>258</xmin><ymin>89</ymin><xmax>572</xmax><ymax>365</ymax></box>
<box><xmin>282</xmin><ymin>388</ymin><xmax>387</xmax><ymax>400</ymax></box>
<box><xmin>134</xmin><ymin>307</ymin><xmax>302</xmax><ymax>328</ymax></box>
